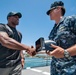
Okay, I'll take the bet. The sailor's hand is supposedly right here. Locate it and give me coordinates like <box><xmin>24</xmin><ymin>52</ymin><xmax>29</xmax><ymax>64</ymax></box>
<box><xmin>31</xmin><ymin>46</ymin><xmax>36</xmax><ymax>56</ymax></box>
<box><xmin>26</xmin><ymin>46</ymin><xmax>36</xmax><ymax>56</ymax></box>
<box><xmin>46</xmin><ymin>44</ymin><xmax>64</xmax><ymax>58</ymax></box>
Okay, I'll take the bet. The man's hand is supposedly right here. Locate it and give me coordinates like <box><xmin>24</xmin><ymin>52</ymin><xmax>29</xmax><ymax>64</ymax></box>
<box><xmin>46</xmin><ymin>44</ymin><xmax>64</xmax><ymax>58</ymax></box>
<box><xmin>31</xmin><ymin>46</ymin><xmax>36</xmax><ymax>56</ymax></box>
<box><xmin>21</xmin><ymin>58</ymin><xmax>25</xmax><ymax>68</ymax></box>
<box><xmin>26</xmin><ymin>46</ymin><xmax>36</xmax><ymax>56</ymax></box>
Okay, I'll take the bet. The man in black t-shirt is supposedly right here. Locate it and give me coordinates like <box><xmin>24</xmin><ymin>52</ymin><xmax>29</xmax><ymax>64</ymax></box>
<box><xmin>0</xmin><ymin>11</ymin><xmax>36</xmax><ymax>75</ymax></box>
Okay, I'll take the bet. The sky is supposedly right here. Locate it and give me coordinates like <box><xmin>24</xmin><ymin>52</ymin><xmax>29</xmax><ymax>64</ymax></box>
<box><xmin>0</xmin><ymin>0</ymin><xmax>76</xmax><ymax>47</ymax></box>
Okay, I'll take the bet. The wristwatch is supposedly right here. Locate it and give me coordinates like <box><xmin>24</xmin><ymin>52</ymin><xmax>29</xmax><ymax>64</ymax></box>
<box><xmin>64</xmin><ymin>50</ymin><xmax>71</xmax><ymax>59</ymax></box>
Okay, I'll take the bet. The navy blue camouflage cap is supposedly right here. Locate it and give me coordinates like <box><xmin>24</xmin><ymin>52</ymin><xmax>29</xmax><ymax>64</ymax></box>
<box><xmin>46</xmin><ymin>1</ymin><xmax>65</xmax><ymax>15</ymax></box>
<box><xmin>7</xmin><ymin>11</ymin><xmax>22</xmax><ymax>19</ymax></box>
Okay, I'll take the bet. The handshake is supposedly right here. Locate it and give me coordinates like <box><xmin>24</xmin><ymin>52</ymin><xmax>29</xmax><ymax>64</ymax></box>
<box><xmin>35</xmin><ymin>37</ymin><xmax>57</xmax><ymax>52</ymax></box>
<box><xmin>27</xmin><ymin>37</ymin><xmax>57</xmax><ymax>56</ymax></box>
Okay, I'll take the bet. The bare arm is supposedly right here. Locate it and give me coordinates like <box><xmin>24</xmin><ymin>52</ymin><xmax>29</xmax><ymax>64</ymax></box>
<box><xmin>20</xmin><ymin>51</ymin><xmax>25</xmax><ymax>68</ymax></box>
<box><xmin>20</xmin><ymin>50</ymin><xmax>25</xmax><ymax>59</ymax></box>
<box><xmin>0</xmin><ymin>32</ymin><xmax>31</xmax><ymax>51</ymax></box>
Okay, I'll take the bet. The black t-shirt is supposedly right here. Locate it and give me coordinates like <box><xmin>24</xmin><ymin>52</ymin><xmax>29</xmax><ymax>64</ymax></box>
<box><xmin>0</xmin><ymin>24</ymin><xmax>22</xmax><ymax>68</ymax></box>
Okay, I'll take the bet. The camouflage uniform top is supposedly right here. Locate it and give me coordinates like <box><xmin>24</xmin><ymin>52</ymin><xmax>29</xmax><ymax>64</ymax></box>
<box><xmin>49</xmin><ymin>15</ymin><xmax>76</xmax><ymax>75</ymax></box>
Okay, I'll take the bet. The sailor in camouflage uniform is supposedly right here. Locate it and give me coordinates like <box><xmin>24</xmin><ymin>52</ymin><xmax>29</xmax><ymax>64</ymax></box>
<box><xmin>46</xmin><ymin>1</ymin><xmax>76</xmax><ymax>75</ymax></box>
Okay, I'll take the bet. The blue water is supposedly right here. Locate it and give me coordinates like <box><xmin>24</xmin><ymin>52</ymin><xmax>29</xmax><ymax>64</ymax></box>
<box><xmin>24</xmin><ymin>57</ymin><xmax>51</xmax><ymax>69</ymax></box>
